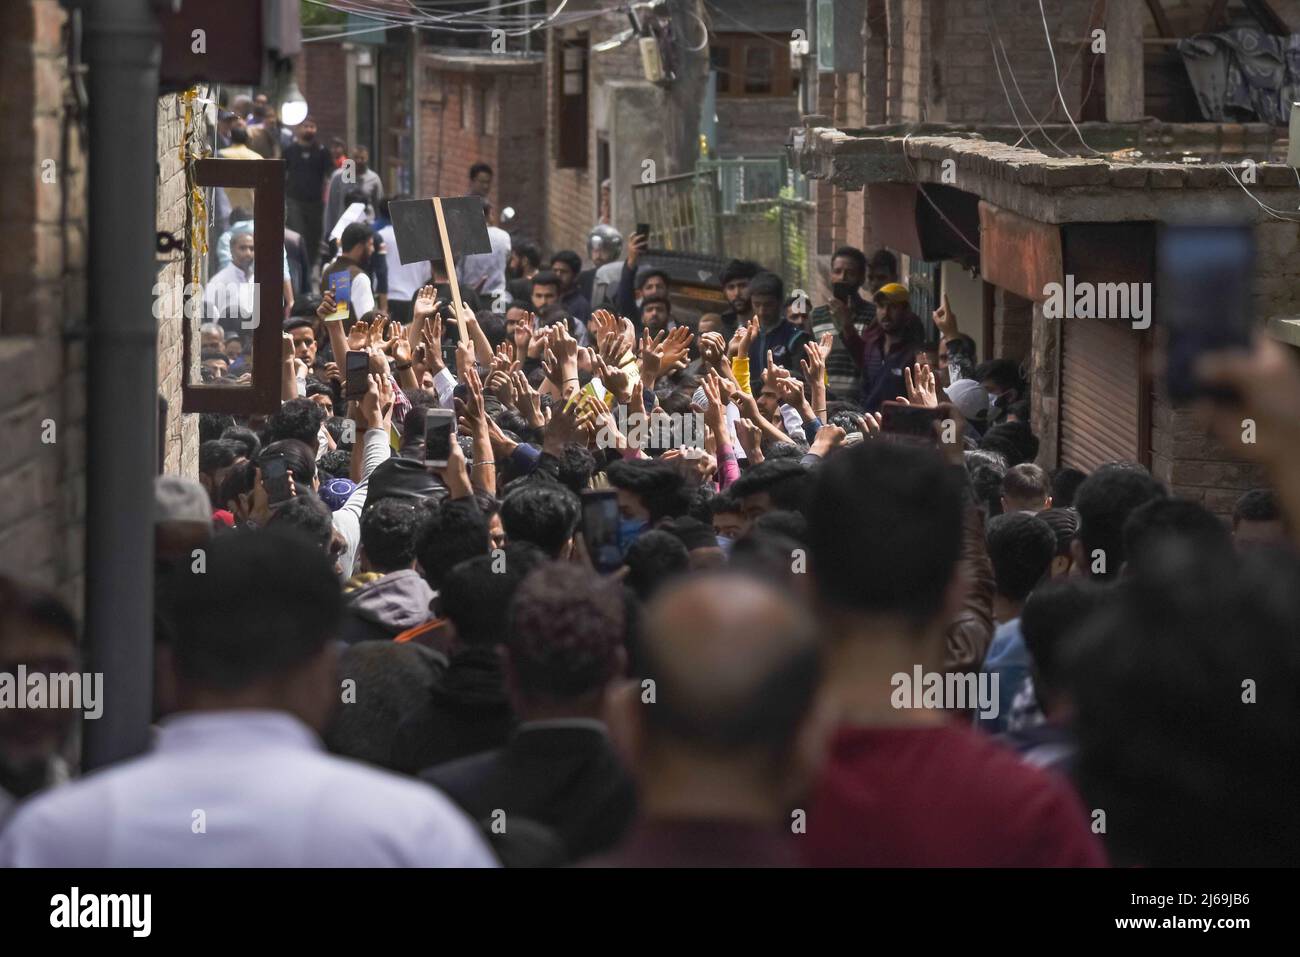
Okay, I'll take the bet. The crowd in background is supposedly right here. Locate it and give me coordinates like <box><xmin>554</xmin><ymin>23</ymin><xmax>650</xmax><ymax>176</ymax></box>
<box><xmin>2</xmin><ymin>110</ymin><xmax>1299</xmax><ymax>866</ymax></box>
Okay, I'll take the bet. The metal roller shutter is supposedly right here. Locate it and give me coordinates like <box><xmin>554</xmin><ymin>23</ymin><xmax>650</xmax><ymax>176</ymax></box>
<box><xmin>1059</xmin><ymin>317</ymin><xmax>1142</xmax><ymax>470</ymax></box>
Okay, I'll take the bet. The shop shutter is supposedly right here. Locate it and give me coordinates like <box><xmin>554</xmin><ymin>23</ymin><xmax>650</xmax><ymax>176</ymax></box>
<box><xmin>1059</xmin><ymin>317</ymin><xmax>1142</xmax><ymax>470</ymax></box>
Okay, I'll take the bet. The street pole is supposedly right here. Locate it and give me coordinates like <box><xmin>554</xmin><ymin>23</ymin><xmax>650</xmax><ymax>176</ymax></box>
<box><xmin>80</xmin><ymin>0</ymin><xmax>162</xmax><ymax>769</ymax></box>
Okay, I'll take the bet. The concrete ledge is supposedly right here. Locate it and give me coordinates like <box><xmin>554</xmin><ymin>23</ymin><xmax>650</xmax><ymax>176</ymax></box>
<box><xmin>1267</xmin><ymin>316</ymin><xmax>1300</xmax><ymax>347</ymax></box>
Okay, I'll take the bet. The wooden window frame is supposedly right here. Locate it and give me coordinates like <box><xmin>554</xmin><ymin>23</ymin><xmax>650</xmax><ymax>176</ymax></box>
<box><xmin>710</xmin><ymin>34</ymin><xmax>794</xmax><ymax>98</ymax></box>
<box><xmin>183</xmin><ymin>158</ymin><xmax>285</xmax><ymax>416</ymax></box>
<box><xmin>555</xmin><ymin>36</ymin><xmax>589</xmax><ymax>169</ymax></box>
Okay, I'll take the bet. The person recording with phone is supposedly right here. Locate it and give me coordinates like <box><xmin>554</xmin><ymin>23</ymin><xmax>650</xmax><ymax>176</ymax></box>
<box><xmin>810</xmin><ymin>246</ymin><xmax>893</xmax><ymax>401</ymax></box>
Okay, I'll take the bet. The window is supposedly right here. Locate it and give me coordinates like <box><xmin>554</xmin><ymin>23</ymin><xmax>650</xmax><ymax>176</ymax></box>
<box><xmin>555</xmin><ymin>36</ymin><xmax>588</xmax><ymax>169</ymax></box>
<box><xmin>709</xmin><ymin>33</ymin><xmax>794</xmax><ymax>98</ymax></box>
<box><xmin>743</xmin><ymin>46</ymin><xmax>774</xmax><ymax>94</ymax></box>
<box><xmin>460</xmin><ymin>81</ymin><xmax>472</xmax><ymax>130</ymax></box>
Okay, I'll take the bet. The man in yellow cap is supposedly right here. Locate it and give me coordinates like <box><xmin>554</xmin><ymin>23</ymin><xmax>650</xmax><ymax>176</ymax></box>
<box><xmin>840</xmin><ymin>282</ymin><xmax>925</xmax><ymax>412</ymax></box>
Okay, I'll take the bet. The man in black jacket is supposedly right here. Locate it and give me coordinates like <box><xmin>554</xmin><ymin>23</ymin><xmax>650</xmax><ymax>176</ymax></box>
<box><xmin>421</xmin><ymin>562</ymin><xmax>636</xmax><ymax>862</ymax></box>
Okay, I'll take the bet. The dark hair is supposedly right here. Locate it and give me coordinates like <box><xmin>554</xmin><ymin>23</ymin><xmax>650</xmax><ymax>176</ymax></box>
<box><xmin>640</xmin><ymin>292</ymin><xmax>671</xmax><ymax>311</ymax></box>
<box><xmin>340</xmin><ymin>222</ymin><xmax>374</xmax><ymax>253</ymax></box>
<box><xmin>719</xmin><ymin>259</ymin><xmax>763</xmax><ymax>286</ymax></box>
<box><xmin>1051</xmin><ymin>466</ymin><xmax>1088</xmax><ymax>508</ymax></box>
<box><xmin>200</xmin><ymin>412</ymin><xmax>236</xmax><ymax>444</ymax></box>
<box><xmin>317</xmin><ymin>448</ymin><xmax>351</xmax><ymax>480</ymax></box>
<box><xmin>268</xmin><ymin>492</ymin><xmax>335</xmax><ymax>553</ymax></box>
<box><xmin>1233</xmin><ymin>487</ymin><xmax>1280</xmax><ymax>528</ymax></box>
<box><xmin>808</xmin><ymin>442</ymin><xmax>963</xmax><ymax>625</ymax></box>
<box><xmin>1020</xmin><ymin>579</ymin><xmax>1106</xmax><ymax>711</ymax></box>
<box><xmin>1067</xmin><ymin>544</ymin><xmax>1300</xmax><ymax>865</ymax></box>
<box><xmin>624</xmin><ymin>530</ymin><xmax>690</xmax><ymax>602</ymax></box>
<box><xmin>507</xmin><ymin>563</ymin><xmax>625</xmax><ymax>699</ymax></box>
<box><xmin>200</xmin><ymin>439</ymin><xmax>241</xmax><ymax>475</ymax></box>
<box><xmin>324</xmin><ymin>642</ymin><xmax>444</xmax><ymax>767</ymax></box>
<box><xmin>500</xmin><ymin>482</ymin><xmax>580</xmax><ymax>558</ymax></box>
<box><xmin>1002</xmin><ymin>462</ymin><xmax>1051</xmax><ymax>507</ymax></box>
<box><xmin>220</xmin><ymin>426</ymin><xmax>261</xmax><ymax>461</ymax></box>
<box><xmin>550</xmin><ymin>250</ymin><xmax>581</xmax><ymax>275</ymax></box>
<box><xmin>157</xmin><ymin>530</ymin><xmax>341</xmax><ymax>689</ymax></box>
<box><xmin>831</xmin><ymin>245</ymin><xmax>867</xmax><ymax>277</ymax></box>
<box><xmin>512</xmin><ymin>241</ymin><xmax>541</xmax><ymax>270</ymax></box>
<box><xmin>469</xmin><ymin>161</ymin><xmax>493</xmax><ymax>180</ymax></box>
<box><xmin>259</xmin><ymin>438</ymin><xmax>317</xmax><ymax>488</ymax></box>
<box><xmin>1037</xmin><ymin>507</ymin><xmax>1079</xmax><ymax>558</ymax></box>
<box><xmin>555</xmin><ymin>444</ymin><xmax>596</xmax><ymax>494</ymax></box>
<box><xmin>979</xmin><ymin>420</ymin><xmax>1039</xmax><ymax>467</ymax></box>
<box><xmin>415</xmin><ymin>499</ymin><xmax>489</xmax><ymax>591</ymax></box>
<box><xmin>976</xmin><ymin>358</ymin><xmax>1025</xmax><ymax>394</ymax></box>
<box><xmin>1122</xmin><ymin>498</ymin><xmax>1232</xmax><ymax>573</ymax></box>
<box><xmin>1073</xmin><ymin>464</ymin><xmax>1167</xmax><ymax>581</ymax></box>
<box><xmin>266</xmin><ymin>398</ymin><xmax>327</xmax><ymax>452</ymax></box>
<box><xmin>531</xmin><ymin>270</ymin><xmax>561</xmax><ymax>292</ymax></box>
<box><xmin>729</xmin><ymin>459</ymin><xmax>810</xmax><ymax>513</ymax></box>
<box><xmin>634</xmin><ymin>266</ymin><xmax>670</xmax><ymax>290</ymax></box>
<box><xmin>217</xmin><ymin>459</ymin><xmax>257</xmax><ymax>512</ymax></box>
<box><xmin>606</xmin><ymin>460</ymin><xmax>690</xmax><ymax>524</ymax></box>
<box><xmin>751</xmin><ymin>509</ymin><xmax>807</xmax><ymax>544</ymax></box>
<box><xmin>360</xmin><ymin>498</ymin><xmax>423</xmax><ymax>573</ymax></box>
<box><xmin>229</xmin><ymin>125</ymin><xmax>250</xmax><ymax>146</ymax></box>
<box><xmin>867</xmin><ymin>248</ymin><xmax>898</xmax><ymax>275</ymax></box>
<box><xmin>439</xmin><ymin>543</ymin><xmax>547</xmax><ymax>647</ymax></box>
<box><xmin>710</xmin><ymin>492</ymin><xmax>743</xmax><ymax>518</ymax></box>
<box><xmin>748</xmin><ymin>271</ymin><xmax>784</xmax><ymax>301</ymax></box>
<box><xmin>986</xmin><ymin>512</ymin><xmax>1056</xmax><ymax>603</ymax></box>
<box><xmin>966</xmin><ymin>448</ymin><xmax>1007</xmax><ymax>517</ymax></box>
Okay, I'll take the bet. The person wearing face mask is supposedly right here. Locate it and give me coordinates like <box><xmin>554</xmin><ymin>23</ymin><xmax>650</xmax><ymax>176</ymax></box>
<box><xmin>605</xmin><ymin>460</ymin><xmax>692</xmax><ymax>556</ymax></box>
<box><xmin>976</xmin><ymin>359</ymin><xmax>1028</xmax><ymax>427</ymax></box>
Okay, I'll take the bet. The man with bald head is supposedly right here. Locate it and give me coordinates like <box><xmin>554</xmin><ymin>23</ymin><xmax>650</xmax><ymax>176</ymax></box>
<box><xmin>591</xmin><ymin>572</ymin><xmax>823</xmax><ymax>867</ymax></box>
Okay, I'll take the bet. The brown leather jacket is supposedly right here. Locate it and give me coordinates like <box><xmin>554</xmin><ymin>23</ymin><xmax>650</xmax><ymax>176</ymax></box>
<box><xmin>944</xmin><ymin>500</ymin><xmax>996</xmax><ymax>674</ymax></box>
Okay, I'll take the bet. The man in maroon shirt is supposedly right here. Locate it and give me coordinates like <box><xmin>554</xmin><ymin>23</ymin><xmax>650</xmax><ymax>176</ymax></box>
<box><xmin>803</xmin><ymin>438</ymin><xmax>1106</xmax><ymax>867</ymax></box>
<box><xmin>588</xmin><ymin>572</ymin><xmax>823</xmax><ymax>867</ymax></box>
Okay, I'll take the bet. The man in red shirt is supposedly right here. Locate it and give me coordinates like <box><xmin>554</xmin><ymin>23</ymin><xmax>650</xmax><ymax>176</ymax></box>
<box><xmin>803</xmin><ymin>437</ymin><xmax>1106</xmax><ymax>867</ymax></box>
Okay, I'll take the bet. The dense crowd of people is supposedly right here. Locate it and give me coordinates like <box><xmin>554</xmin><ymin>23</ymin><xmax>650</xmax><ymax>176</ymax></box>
<box><xmin>2</xmin><ymin>98</ymin><xmax>1299</xmax><ymax>866</ymax></box>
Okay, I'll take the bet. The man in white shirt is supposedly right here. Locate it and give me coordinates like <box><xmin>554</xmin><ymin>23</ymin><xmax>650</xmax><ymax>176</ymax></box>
<box><xmin>204</xmin><ymin>228</ymin><xmax>256</xmax><ymax>331</ymax></box>
<box><xmin>0</xmin><ymin>531</ymin><xmax>497</xmax><ymax>868</ymax></box>
<box><xmin>378</xmin><ymin>211</ymin><xmax>432</xmax><ymax>326</ymax></box>
<box><xmin>458</xmin><ymin>198</ymin><xmax>511</xmax><ymax>303</ymax></box>
<box><xmin>321</xmin><ymin>223</ymin><xmax>377</xmax><ymax>323</ymax></box>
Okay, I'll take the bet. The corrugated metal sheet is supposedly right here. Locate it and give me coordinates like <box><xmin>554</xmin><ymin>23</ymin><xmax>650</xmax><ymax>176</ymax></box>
<box><xmin>1060</xmin><ymin>317</ymin><xmax>1141</xmax><ymax>470</ymax></box>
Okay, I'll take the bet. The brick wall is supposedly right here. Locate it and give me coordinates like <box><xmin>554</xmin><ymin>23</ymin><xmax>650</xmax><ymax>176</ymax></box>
<box><xmin>295</xmin><ymin>41</ymin><xmax>349</xmax><ymax>148</ymax></box>
<box><xmin>543</xmin><ymin>7</ymin><xmax>642</xmax><ymax>257</ymax></box>
<box><xmin>155</xmin><ymin>93</ymin><xmax>201</xmax><ymax>481</ymax></box>
<box><xmin>418</xmin><ymin>61</ymin><xmax>546</xmax><ymax>246</ymax></box>
<box><xmin>1150</xmin><ymin>393</ymin><xmax>1266</xmax><ymax>517</ymax></box>
<box><xmin>0</xmin><ymin>2</ymin><xmax>202</xmax><ymax>610</ymax></box>
<box><xmin>0</xmin><ymin>0</ymin><xmax>87</xmax><ymax>607</ymax></box>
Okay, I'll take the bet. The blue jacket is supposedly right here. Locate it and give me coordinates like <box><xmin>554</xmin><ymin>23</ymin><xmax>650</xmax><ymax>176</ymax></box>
<box><xmin>749</xmin><ymin>319</ymin><xmax>811</xmax><ymax>382</ymax></box>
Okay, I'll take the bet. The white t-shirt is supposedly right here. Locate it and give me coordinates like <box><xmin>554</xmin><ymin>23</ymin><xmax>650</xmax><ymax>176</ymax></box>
<box><xmin>379</xmin><ymin>224</ymin><xmax>433</xmax><ymax>302</ymax></box>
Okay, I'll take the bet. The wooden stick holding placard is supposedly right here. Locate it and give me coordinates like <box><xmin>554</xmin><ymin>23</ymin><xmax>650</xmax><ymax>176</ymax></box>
<box><xmin>432</xmin><ymin>196</ymin><xmax>470</xmax><ymax>347</ymax></box>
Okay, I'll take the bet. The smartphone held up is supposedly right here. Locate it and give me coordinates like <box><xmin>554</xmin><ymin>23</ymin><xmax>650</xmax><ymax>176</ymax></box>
<box><xmin>1157</xmin><ymin>222</ymin><xmax>1256</xmax><ymax>404</ymax></box>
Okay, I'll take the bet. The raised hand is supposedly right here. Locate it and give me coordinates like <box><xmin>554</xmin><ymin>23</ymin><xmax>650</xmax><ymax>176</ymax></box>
<box><xmin>660</xmin><ymin>325</ymin><xmax>693</xmax><ymax>373</ymax></box>
<box><xmin>904</xmin><ymin>360</ymin><xmax>939</xmax><ymax>408</ymax></box>
<box><xmin>347</xmin><ymin>318</ymin><xmax>369</xmax><ymax>352</ymax></box>
<box><xmin>933</xmin><ymin>293</ymin><xmax>958</xmax><ymax>340</ymax></box>
<box><xmin>412</xmin><ymin>284</ymin><xmax>440</xmax><ymax>323</ymax></box>
<box><xmin>512</xmin><ymin>369</ymin><xmax>546</xmax><ymax>428</ymax></box>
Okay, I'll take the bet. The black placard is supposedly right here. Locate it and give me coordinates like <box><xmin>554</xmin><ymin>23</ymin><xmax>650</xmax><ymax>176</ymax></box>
<box><xmin>388</xmin><ymin>196</ymin><xmax>492</xmax><ymax>266</ymax></box>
